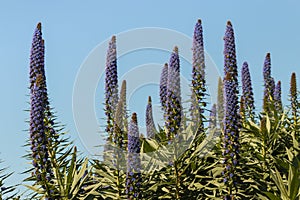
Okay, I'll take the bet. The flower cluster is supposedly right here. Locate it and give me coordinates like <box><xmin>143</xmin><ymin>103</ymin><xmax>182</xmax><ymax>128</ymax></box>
<box><xmin>30</xmin><ymin>75</ymin><xmax>52</xmax><ymax>182</ymax></box>
<box><xmin>29</xmin><ymin>23</ymin><xmax>53</xmax><ymax>191</ymax></box>
<box><xmin>160</xmin><ymin>63</ymin><xmax>168</xmax><ymax>112</ymax></box>
<box><xmin>126</xmin><ymin>113</ymin><xmax>141</xmax><ymax>199</ymax></box>
<box><xmin>29</xmin><ymin>23</ymin><xmax>45</xmax><ymax>91</ymax></box>
<box><xmin>241</xmin><ymin>61</ymin><xmax>255</xmax><ymax>118</ymax></box>
<box><xmin>105</xmin><ymin>36</ymin><xmax>119</xmax><ymax>140</ymax></box>
<box><xmin>274</xmin><ymin>81</ymin><xmax>282</xmax><ymax>112</ymax></box>
<box><xmin>146</xmin><ymin>96</ymin><xmax>156</xmax><ymax>139</ymax></box>
<box><xmin>113</xmin><ymin>80</ymin><xmax>128</xmax><ymax>149</ymax></box>
<box><xmin>222</xmin><ymin>21</ymin><xmax>240</xmax><ymax>199</ymax></box>
<box><xmin>165</xmin><ymin>47</ymin><xmax>182</xmax><ymax>141</ymax></box>
<box><xmin>290</xmin><ymin>72</ymin><xmax>297</xmax><ymax>118</ymax></box>
<box><xmin>192</xmin><ymin>19</ymin><xmax>206</xmax><ymax>98</ymax></box>
<box><xmin>263</xmin><ymin>53</ymin><xmax>275</xmax><ymax>112</ymax></box>
<box><xmin>190</xmin><ymin>19</ymin><xmax>206</xmax><ymax>131</ymax></box>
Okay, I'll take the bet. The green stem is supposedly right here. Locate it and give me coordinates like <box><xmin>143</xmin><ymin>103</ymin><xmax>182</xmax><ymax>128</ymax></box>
<box><xmin>173</xmin><ymin>140</ymin><xmax>180</xmax><ymax>199</ymax></box>
<box><xmin>49</xmin><ymin>146</ymin><xmax>63</xmax><ymax>198</ymax></box>
<box><xmin>116</xmin><ymin>151</ymin><xmax>122</xmax><ymax>200</ymax></box>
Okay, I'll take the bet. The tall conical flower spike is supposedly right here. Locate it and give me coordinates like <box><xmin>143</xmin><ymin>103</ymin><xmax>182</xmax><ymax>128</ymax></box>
<box><xmin>192</xmin><ymin>19</ymin><xmax>206</xmax><ymax>99</ymax></box>
<box><xmin>105</xmin><ymin>36</ymin><xmax>119</xmax><ymax>141</ymax></box>
<box><xmin>241</xmin><ymin>61</ymin><xmax>255</xmax><ymax>118</ymax></box>
<box><xmin>209</xmin><ymin>104</ymin><xmax>217</xmax><ymax>129</ymax></box>
<box><xmin>29</xmin><ymin>23</ymin><xmax>53</xmax><ymax>195</ymax></box>
<box><xmin>165</xmin><ymin>46</ymin><xmax>182</xmax><ymax>141</ymax></box>
<box><xmin>146</xmin><ymin>96</ymin><xmax>157</xmax><ymax>139</ymax></box>
<box><xmin>270</xmin><ymin>77</ymin><xmax>275</xmax><ymax>99</ymax></box>
<box><xmin>30</xmin><ymin>23</ymin><xmax>45</xmax><ymax>91</ymax></box>
<box><xmin>223</xmin><ymin>21</ymin><xmax>238</xmax><ymax>84</ymax></box>
<box><xmin>222</xmin><ymin>21</ymin><xmax>240</xmax><ymax>198</ymax></box>
<box><xmin>113</xmin><ymin>80</ymin><xmax>128</xmax><ymax>149</ymax></box>
<box><xmin>160</xmin><ymin>63</ymin><xmax>168</xmax><ymax>112</ymax></box>
<box><xmin>290</xmin><ymin>72</ymin><xmax>297</xmax><ymax>118</ymax></box>
<box><xmin>263</xmin><ymin>53</ymin><xmax>273</xmax><ymax>112</ymax></box>
<box><xmin>274</xmin><ymin>81</ymin><xmax>282</xmax><ymax>112</ymax></box>
<box><xmin>191</xmin><ymin>19</ymin><xmax>206</xmax><ymax>132</ymax></box>
<box><xmin>126</xmin><ymin>113</ymin><xmax>141</xmax><ymax>199</ymax></box>
<box><xmin>263</xmin><ymin>53</ymin><xmax>271</xmax><ymax>81</ymax></box>
<box><xmin>217</xmin><ymin>77</ymin><xmax>224</xmax><ymax>128</ymax></box>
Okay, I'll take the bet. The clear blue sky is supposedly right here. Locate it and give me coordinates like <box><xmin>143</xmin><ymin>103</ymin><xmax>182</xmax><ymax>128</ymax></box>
<box><xmin>0</xmin><ymin>0</ymin><xmax>300</xmax><ymax>186</ymax></box>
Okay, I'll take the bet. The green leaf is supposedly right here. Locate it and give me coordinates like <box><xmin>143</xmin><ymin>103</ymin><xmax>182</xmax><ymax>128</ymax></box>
<box><xmin>263</xmin><ymin>192</ymin><xmax>282</xmax><ymax>200</ymax></box>
<box><xmin>288</xmin><ymin>161</ymin><xmax>300</xmax><ymax>199</ymax></box>
<box><xmin>271</xmin><ymin>168</ymin><xmax>289</xmax><ymax>199</ymax></box>
<box><xmin>266</xmin><ymin>116</ymin><xmax>271</xmax><ymax>134</ymax></box>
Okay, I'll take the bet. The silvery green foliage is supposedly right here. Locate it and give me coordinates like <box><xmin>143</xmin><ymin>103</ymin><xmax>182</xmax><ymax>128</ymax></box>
<box><xmin>19</xmin><ymin>19</ymin><xmax>300</xmax><ymax>200</ymax></box>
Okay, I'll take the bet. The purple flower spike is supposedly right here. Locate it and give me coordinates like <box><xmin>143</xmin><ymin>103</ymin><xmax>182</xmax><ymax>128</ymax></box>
<box><xmin>290</xmin><ymin>73</ymin><xmax>297</xmax><ymax>118</ymax></box>
<box><xmin>223</xmin><ymin>21</ymin><xmax>238</xmax><ymax>84</ymax></box>
<box><xmin>263</xmin><ymin>53</ymin><xmax>274</xmax><ymax>112</ymax></box>
<box><xmin>126</xmin><ymin>113</ymin><xmax>141</xmax><ymax>199</ymax></box>
<box><xmin>146</xmin><ymin>96</ymin><xmax>157</xmax><ymax>139</ymax></box>
<box><xmin>105</xmin><ymin>36</ymin><xmax>119</xmax><ymax>140</ymax></box>
<box><xmin>29</xmin><ymin>23</ymin><xmax>53</xmax><ymax>187</ymax></box>
<box><xmin>160</xmin><ymin>63</ymin><xmax>168</xmax><ymax>112</ymax></box>
<box><xmin>191</xmin><ymin>19</ymin><xmax>206</xmax><ymax>132</ymax></box>
<box><xmin>192</xmin><ymin>19</ymin><xmax>205</xmax><ymax>84</ymax></box>
<box><xmin>290</xmin><ymin>73</ymin><xmax>297</xmax><ymax>100</ymax></box>
<box><xmin>113</xmin><ymin>80</ymin><xmax>128</xmax><ymax>149</ymax></box>
<box><xmin>241</xmin><ymin>61</ymin><xmax>255</xmax><ymax>118</ymax></box>
<box><xmin>274</xmin><ymin>81</ymin><xmax>282</xmax><ymax>112</ymax></box>
<box><xmin>165</xmin><ymin>47</ymin><xmax>182</xmax><ymax>141</ymax></box>
<box><xmin>263</xmin><ymin>53</ymin><xmax>271</xmax><ymax>82</ymax></box>
<box><xmin>29</xmin><ymin>23</ymin><xmax>45</xmax><ymax>91</ymax></box>
<box><xmin>222</xmin><ymin>21</ymin><xmax>240</xmax><ymax>197</ymax></box>
<box><xmin>270</xmin><ymin>77</ymin><xmax>275</xmax><ymax>99</ymax></box>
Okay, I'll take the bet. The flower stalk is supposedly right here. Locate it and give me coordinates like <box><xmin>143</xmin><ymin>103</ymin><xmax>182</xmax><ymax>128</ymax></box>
<box><xmin>222</xmin><ymin>21</ymin><xmax>240</xmax><ymax>199</ymax></box>
<box><xmin>105</xmin><ymin>36</ymin><xmax>119</xmax><ymax>142</ymax></box>
<box><xmin>241</xmin><ymin>61</ymin><xmax>255</xmax><ymax>119</ymax></box>
<box><xmin>29</xmin><ymin>23</ymin><xmax>53</xmax><ymax>198</ymax></box>
<box><xmin>165</xmin><ymin>47</ymin><xmax>182</xmax><ymax>142</ymax></box>
<box><xmin>146</xmin><ymin>96</ymin><xmax>157</xmax><ymax>139</ymax></box>
<box><xmin>126</xmin><ymin>113</ymin><xmax>141</xmax><ymax>199</ymax></box>
<box><xmin>191</xmin><ymin>19</ymin><xmax>206</xmax><ymax>133</ymax></box>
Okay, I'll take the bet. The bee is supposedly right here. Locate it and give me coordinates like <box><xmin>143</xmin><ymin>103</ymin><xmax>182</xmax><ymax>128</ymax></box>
<box><xmin>35</xmin><ymin>74</ymin><xmax>43</xmax><ymax>87</ymax></box>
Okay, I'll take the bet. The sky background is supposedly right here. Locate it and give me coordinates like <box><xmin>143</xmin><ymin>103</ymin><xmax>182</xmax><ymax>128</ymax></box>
<box><xmin>0</xmin><ymin>0</ymin><xmax>300</xmax><ymax>186</ymax></box>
